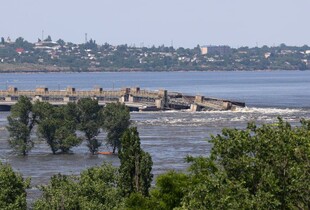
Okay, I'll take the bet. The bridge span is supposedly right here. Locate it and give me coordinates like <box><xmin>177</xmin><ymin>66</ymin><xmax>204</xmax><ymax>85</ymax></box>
<box><xmin>0</xmin><ymin>86</ymin><xmax>245</xmax><ymax>111</ymax></box>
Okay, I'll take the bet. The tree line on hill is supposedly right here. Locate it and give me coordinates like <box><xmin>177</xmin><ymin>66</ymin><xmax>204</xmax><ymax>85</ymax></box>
<box><xmin>1</xmin><ymin>96</ymin><xmax>309</xmax><ymax>209</ymax></box>
<box><xmin>1</xmin><ymin>36</ymin><xmax>310</xmax><ymax>71</ymax></box>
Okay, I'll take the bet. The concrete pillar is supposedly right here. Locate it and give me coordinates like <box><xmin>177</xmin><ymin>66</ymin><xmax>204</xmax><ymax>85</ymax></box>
<box><xmin>158</xmin><ymin>89</ymin><xmax>168</xmax><ymax>108</ymax></box>
<box><xmin>64</xmin><ymin>97</ymin><xmax>70</xmax><ymax>102</ymax></box>
<box><xmin>121</xmin><ymin>88</ymin><xmax>130</xmax><ymax>95</ymax></box>
<box><xmin>33</xmin><ymin>95</ymin><xmax>43</xmax><ymax>102</ymax></box>
<box><xmin>190</xmin><ymin>104</ymin><xmax>201</xmax><ymax>111</ymax></box>
<box><xmin>131</xmin><ymin>87</ymin><xmax>140</xmax><ymax>93</ymax></box>
<box><xmin>8</xmin><ymin>86</ymin><xmax>17</xmax><ymax>94</ymax></box>
<box><xmin>119</xmin><ymin>96</ymin><xmax>126</xmax><ymax>103</ymax></box>
<box><xmin>5</xmin><ymin>96</ymin><xmax>19</xmax><ymax>102</ymax></box>
<box><xmin>5</xmin><ymin>96</ymin><xmax>12</xmax><ymax>102</ymax></box>
<box><xmin>128</xmin><ymin>95</ymin><xmax>134</xmax><ymax>103</ymax></box>
<box><xmin>222</xmin><ymin>101</ymin><xmax>232</xmax><ymax>110</ymax></box>
<box><xmin>158</xmin><ymin>89</ymin><xmax>166</xmax><ymax>97</ymax></box>
<box><xmin>36</xmin><ymin>87</ymin><xmax>48</xmax><ymax>94</ymax></box>
<box><xmin>155</xmin><ymin>99</ymin><xmax>163</xmax><ymax>109</ymax></box>
<box><xmin>66</xmin><ymin>87</ymin><xmax>76</xmax><ymax>95</ymax></box>
<box><xmin>93</xmin><ymin>87</ymin><xmax>102</xmax><ymax>93</ymax></box>
<box><xmin>195</xmin><ymin>95</ymin><xmax>204</xmax><ymax>103</ymax></box>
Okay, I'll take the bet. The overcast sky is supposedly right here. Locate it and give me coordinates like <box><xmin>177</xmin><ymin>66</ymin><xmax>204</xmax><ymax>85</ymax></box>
<box><xmin>1</xmin><ymin>0</ymin><xmax>309</xmax><ymax>48</ymax></box>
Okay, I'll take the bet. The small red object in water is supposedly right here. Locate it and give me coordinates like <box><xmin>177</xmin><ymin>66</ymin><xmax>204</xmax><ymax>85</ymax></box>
<box><xmin>97</xmin><ymin>151</ymin><xmax>113</xmax><ymax>155</ymax></box>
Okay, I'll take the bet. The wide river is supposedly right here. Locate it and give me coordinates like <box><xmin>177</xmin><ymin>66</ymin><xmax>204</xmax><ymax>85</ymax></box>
<box><xmin>0</xmin><ymin>71</ymin><xmax>310</xmax><ymax>201</ymax></box>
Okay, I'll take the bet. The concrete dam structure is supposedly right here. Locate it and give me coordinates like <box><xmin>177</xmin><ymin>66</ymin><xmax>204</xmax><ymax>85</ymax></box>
<box><xmin>0</xmin><ymin>86</ymin><xmax>245</xmax><ymax>111</ymax></box>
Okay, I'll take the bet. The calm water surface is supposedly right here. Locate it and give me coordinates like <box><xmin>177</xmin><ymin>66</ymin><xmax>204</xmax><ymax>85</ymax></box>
<box><xmin>0</xmin><ymin>71</ymin><xmax>310</xmax><ymax>201</ymax></box>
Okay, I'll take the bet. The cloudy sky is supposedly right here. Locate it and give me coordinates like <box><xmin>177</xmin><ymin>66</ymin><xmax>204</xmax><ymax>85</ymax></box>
<box><xmin>1</xmin><ymin>0</ymin><xmax>309</xmax><ymax>48</ymax></box>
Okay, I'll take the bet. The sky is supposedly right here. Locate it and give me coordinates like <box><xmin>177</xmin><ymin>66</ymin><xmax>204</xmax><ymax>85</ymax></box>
<box><xmin>1</xmin><ymin>0</ymin><xmax>310</xmax><ymax>48</ymax></box>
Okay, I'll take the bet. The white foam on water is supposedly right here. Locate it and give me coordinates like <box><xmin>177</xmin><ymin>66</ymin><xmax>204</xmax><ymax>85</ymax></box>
<box><xmin>230</xmin><ymin>116</ymin><xmax>248</xmax><ymax>122</ymax></box>
<box><xmin>233</xmin><ymin>106</ymin><xmax>304</xmax><ymax>114</ymax></box>
<box><xmin>132</xmin><ymin>106</ymin><xmax>307</xmax><ymax>116</ymax></box>
<box><xmin>132</xmin><ymin>105</ymin><xmax>309</xmax><ymax>127</ymax></box>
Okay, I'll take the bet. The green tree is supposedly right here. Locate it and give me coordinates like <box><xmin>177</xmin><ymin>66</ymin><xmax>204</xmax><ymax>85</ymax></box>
<box><xmin>77</xmin><ymin>163</ymin><xmax>122</xmax><ymax>209</ymax></box>
<box><xmin>33</xmin><ymin>174</ymin><xmax>80</xmax><ymax>210</ymax></box>
<box><xmin>14</xmin><ymin>37</ymin><xmax>25</xmax><ymax>47</ymax></box>
<box><xmin>150</xmin><ymin>171</ymin><xmax>189</xmax><ymax>210</ymax></box>
<box><xmin>44</xmin><ymin>35</ymin><xmax>52</xmax><ymax>42</ymax></box>
<box><xmin>14</xmin><ymin>37</ymin><xmax>33</xmax><ymax>51</ymax></box>
<box><xmin>62</xmin><ymin>102</ymin><xmax>80</xmax><ymax>129</ymax></box>
<box><xmin>125</xmin><ymin>171</ymin><xmax>190</xmax><ymax>210</ymax></box>
<box><xmin>55</xmin><ymin>126</ymin><xmax>82</xmax><ymax>153</ymax></box>
<box><xmin>54</xmin><ymin>104</ymin><xmax>82</xmax><ymax>153</ymax></box>
<box><xmin>34</xmin><ymin>102</ymin><xmax>82</xmax><ymax>154</ymax></box>
<box><xmin>77</xmin><ymin>98</ymin><xmax>102</xmax><ymax>154</ymax></box>
<box><xmin>0</xmin><ymin>161</ymin><xmax>30</xmax><ymax>210</ymax></box>
<box><xmin>102</xmin><ymin>102</ymin><xmax>130</xmax><ymax>153</ymax></box>
<box><xmin>56</xmin><ymin>39</ymin><xmax>65</xmax><ymax>47</ymax></box>
<box><xmin>37</xmin><ymin>117</ymin><xmax>59</xmax><ymax>154</ymax></box>
<box><xmin>179</xmin><ymin>157</ymin><xmax>253</xmax><ymax>210</ymax></box>
<box><xmin>118</xmin><ymin>127</ymin><xmax>153</xmax><ymax>197</ymax></box>
<box><xmin>34</xmin><ymin>163</ymin><xmax>122</xmax><ymax>210</ymax></box>
<box><xmin>6</xmin><ymin>96</ymin><xmax>36</xmax><ymax>156</ymax></box>
<box><xmin>33</xmin><ymin>101</ymin><xmax>58</xmax><ymax>154</ymax></box>
<box><xmin>124</xmin><ymin>193</ymin><xmax>159</xmax><ymax>210</ymax></box>
<box><xmin>179</xmin><ymin>118</ymin><xmax>310</xmax><ymax>210</ymax></box>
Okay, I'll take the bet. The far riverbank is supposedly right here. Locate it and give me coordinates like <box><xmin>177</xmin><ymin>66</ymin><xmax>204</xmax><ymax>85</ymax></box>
<box><xmin>1</xmin><ymin>63</ymin><xmax>309</xmax><ymax>74</ymax></box>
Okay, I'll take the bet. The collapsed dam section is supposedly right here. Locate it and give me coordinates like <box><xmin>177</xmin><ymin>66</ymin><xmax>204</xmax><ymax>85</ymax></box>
<box><xmin>0</xmin><ymin>86</ymin><xmax>245</xmax><ymax>111</ymax></box>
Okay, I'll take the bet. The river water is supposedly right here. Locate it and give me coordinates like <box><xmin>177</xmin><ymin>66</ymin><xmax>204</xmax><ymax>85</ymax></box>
<box><xmin>0</xmin><ymin>71</ymin><xmax>310</xmax><ymax>201</ymax></box>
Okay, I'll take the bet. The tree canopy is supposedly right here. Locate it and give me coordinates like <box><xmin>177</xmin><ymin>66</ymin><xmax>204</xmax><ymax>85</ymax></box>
<box><xmin>178</xmin><ymin>118</ymin><xmax>310</xmax><ymax>209</ymax></box>
<box><xmin>0</xmin><ymin>161</ymin><xmax>30</xmax><ymax>210</ymax></box>
<box><xmin>119</xmin><ymin>127</ymin><xmax>153</xmax><ymax>197</ymax></box>
<box><xmin>102</xmin><ymin>102</ymin><xmax>130</xmax><ymax>153</ymax></box>
<box><xmin>77</xmin><ymin>98</ymin><xmax>102</xmax><ymax>154</ymax></box>
<box><xmin>6</xmin><ymin>96</ymin><xmax>36</xmax><ymax>156</ymax></box>
<box><xmin>34</xmin><ymin>101</ymin><xmax>82</xmax><ymax>154</ymax></box>
<box><xmin>3</xmin><ymin>117</ymin><xmax>310</xmax><ymax>209</ymax></box>
<box><xmin>33</xmin><ymin>163</ymin><xmax>122</xmax><ymax>210</ymax></box>
<box><xmin>124</xmin><ymin>118</ymin><xmax>310</xmax><ymax>210</ymax></box>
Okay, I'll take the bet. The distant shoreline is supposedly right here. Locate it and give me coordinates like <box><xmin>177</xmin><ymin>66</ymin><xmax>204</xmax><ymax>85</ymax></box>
<box><xmin>0</xmin><ymin>64</ymin><xmax>307</xmax><ymax>74</ymax></box>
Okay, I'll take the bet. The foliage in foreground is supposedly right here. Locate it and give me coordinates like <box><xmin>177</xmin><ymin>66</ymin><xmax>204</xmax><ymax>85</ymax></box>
<box><xmin>126</xmin><ymin>118</ymin><xmax>310</xmax><ymax>210</ymax></box>
<box><xmin>119</xmin><ymin>127</ymin><xmax>153</xmax><ymax>197</ymax></box>
<box><xmin>0</xmin><ymin>161</ymin><xmax>30</xmax><ymax>210</ymax></box>
<box><xmin>185</xmin><ymin>118</ymin><xmax>310</xmax><ymax>209</ymax></box>
<box><xmin>4</xmin><ymin>118</ymin><xmax>310</xmax><ymax>209</ymax></box>
<box><xmin>33</xmin><ymin>163</ymin><xmax>122</xmax><ymax>210</ymax></box>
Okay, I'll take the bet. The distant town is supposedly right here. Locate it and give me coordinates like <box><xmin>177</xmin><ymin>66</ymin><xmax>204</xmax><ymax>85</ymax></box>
<box><xmin>0</xmin><ymin>36</ymin><xmax>310</xmax><ymax>72</ymax></box>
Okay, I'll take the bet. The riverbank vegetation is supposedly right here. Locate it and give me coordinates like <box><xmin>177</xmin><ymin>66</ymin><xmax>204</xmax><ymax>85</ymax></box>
<box><xmin>2</xmin><ymin>117</ymin><xmax>309</xmax><ymax>209</ymax></box>
<box><xmin>1</xmin><ymin>36</ymin><xmax>310</xmax><ymax>72</ymax></box>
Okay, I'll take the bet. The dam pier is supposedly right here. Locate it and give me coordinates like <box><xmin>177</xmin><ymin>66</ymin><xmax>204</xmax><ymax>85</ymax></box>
<box><xmin>0</xmin><ymin>86</ymin><xmax>245</xmax><ymax>111</ymax></box>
